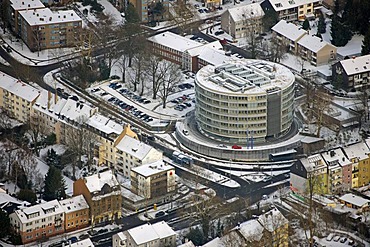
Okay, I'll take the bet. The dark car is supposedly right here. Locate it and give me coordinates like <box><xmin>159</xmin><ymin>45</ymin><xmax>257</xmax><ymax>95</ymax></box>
<box><xmin>184</xmin><ymin>102</ymin><xmax>192</xmax><ymax>107</ymax></box>
<box><xmin>79</xmin><ymin>233</ymin><xmax>90</xmax><ymax>240</ymax></box>
<box><xmin>98</xmin><ymin>228</ymin><xmax>109</xmax><ymax>234</ymax></box>
<box><xmin>110</xmin><ymin>75</ymin><xmax>120</xmax><ymax>79</ymax></box>
<box><xmin>68</xmin><ymin>236</ymin><xmax>78</xmax><ymax>243</ymax></box>
<box><xmin>198</xmin><ymin>9</ymin><xmax>204</xmax><ymax>13</ymax></box>
<box><xmin>155</xmin><ymin>211</ymin><xmax>165</xmax><ymax>218</ymax></box>
<box><xmin>215</xmin><ymin>30</ymin><xmax>225</xmax><ymax>35</ymax></box>
<box><xmin>87</xmin><ymin>229</ymin><xmax>97</xmax><ymax>236</ymax></box>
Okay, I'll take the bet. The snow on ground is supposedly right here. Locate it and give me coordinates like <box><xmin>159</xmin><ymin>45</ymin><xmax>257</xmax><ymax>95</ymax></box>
<box><xmin>98</xmin><ymin>0</ymin><xmax>124</xmax><ymax>24</ymax></box>
<box><xmin>0</xmin><ymin>55</ymin><xmax>9</xmax><ymax>66</ymax></box>
<box><xmin>336</xmin><ymin>34</ymin><xmax>364</xmax><ymax>58</ymax></box>
<box><xmin>39</xmin><ymin>144</ymin><xmax>67</xmax><ymax>158</ymax></box>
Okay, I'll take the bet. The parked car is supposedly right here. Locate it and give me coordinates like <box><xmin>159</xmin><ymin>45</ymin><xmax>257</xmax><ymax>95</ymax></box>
<box><xmin>232</xmin><ymin>145</ymin><xmax>242</xmax><ymax>149</ymax></box>
<box><xmin>215</xmin><ymin>30</ymin><xmax>225</xmax><ymax>35</ymax></box>
<box><xmin>340</xmin><ymin>237</ymin><xmax>347</xmax><ymax>243</ymax></box>
<box><xmin>217</xmin><ymin>144</ymin><xmax>227</xmax><ymax>148</ymax></box>
<box><xmin>67</xmin><ymin>237</ymin><xmax>78</xmax><ymax>243</ymax></box>
<box><xmin>110</xmin><ymin>75</ymin><xmax>120</xmax><ymax>79</ymax></box>
<box><xmin>333</xmin><ymin>235</ymin><xmax>341</xmax><ymax>242</ymax></box>
<box><xmin>98</xmin><ymin>229</ymin><xmax>109</xmax><ymax>234</ymax></box>
<box><xmin>263</xmin><ymin>176</ymin><xmax>272</xmax><ymax>182</ymax></box>
<box><xmin>79</xmin><ymin>234</ymin><xmax>90</xmax><ymax>240</ymax></box>
<box><xmin>155</xmin><ymin>211</ymin><xmax>165</xmax><ymax>218</ymax></box>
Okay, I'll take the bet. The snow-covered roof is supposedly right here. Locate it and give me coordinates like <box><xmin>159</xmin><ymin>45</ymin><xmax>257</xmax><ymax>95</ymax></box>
<box><xmin>116</xmin><ymin>232</ymin><xmax>127</xmax><ymax>241</ymax></box>
<box><xmin>59</xmin><ymin>195</ymin><xmax>89</xmax><ymax>214</ymax></box>
<box><xmin>198</xmin><ymin>47</ymin><xmax>231</xmax><ymax>67</ymax></box>
<box><xmin>339</xmin><ymin>193</ymin><xmax>370</xmax><ymax>207</ymax></box>
<box><xmin>126</xmin><ymin>221</ymin><xmax>176</xmax><ymax>245</ymax></box>
<box><xmin>13</xmin><ymin>200</ymin><xmax>64</xmax><ymax>224</ymax></box>
<box><xmin>131</xmin><ymin>161</ymin><xmax>174</xmax><ymax>177</ymax></box>
<box><xmin>271</xmin><ymin>20</ymin><xmax>307</xmax><ymax>42</ymax></box>
<box><xmin>0</xmin><ymin>72</ymin><xmax>40</xmax><ymax>102</ymax></box>
<box><xmin>115</xmin><ymin>135</ymin><xmax>153</xmax><ymax>160</ymax></box>
<box><xmin>178</xmin><ymin>240</ymin><xmax>195</xmax><ymax>247</ymax></box>
<box><xmin>187</xmin><ymin>41</ymin><xmax>223</xmax><ymax>57</ymax></box>
<box><xmin>257</xmin><ymin>208</ymin><xmax>288</xmax><ymax>232</ymax></box>
<box><xmin>227</xmin><ymin>3</ymin><xmax>264</xmax><ymax>22</ymax></box>
<box><xmin>0</xmin><ymin>192</ymin><xmax>28</xmax><ymax>209</ymax></box>
<box><xmin>58</xmin><ymin>98</ymin><xmax>95</xmax><ymax>123</ymax></box>
<box><xmin>268</xmin><ymin>0</ymin><xmax>320</xmax><ymax>11</ymax></box>
<box><xmin>148</xmin><ymin>31</ymin><xmax>202</xmax><ymax>53</ymax></box>
<box><xmin>297</xmin><ymin>34</ymin><xmax>335</xmax><ymax>53</ymax></box>
<box><xmin>339</xmin><ymin>55</ymin><xmax>370</xmax><ymax>76</ymax></box>
<box><xmin>202</xmin><ymin>237</ymin><xmax>221</xmax><ymax>247</ymax></box>
<box><xmin>321</xmin><ymin>148</ymin><xmax>351</xmax><ymax>168</ymax></box>
<box><xmin>19</xmin><ymin>8</ymin><xmax>82</xmax><ymax>26</ymax></box>
<box><xmin>196</xmin><ymin>60</ymin><xmax>295</xmax><ymax>94</ymax></box>
<box><xmin>86</xmin><ymin>114</ymin><xmax>123</xmax><ymax>135</ymax></box>
<box><xmin>238</xmin><ymin>219</ymin><xmax>264</xmax><ymax>242</ymax></box>
<box><xmin>69</xmin><ymin>239</ymin><xmax>94</xmax><ymax>247</ymax></box>
<box><xmin>344</xmin><ymin>142</ymin><xmax>370</xmax><ymax>161</ymax></box>
<box><xmin>84</xmin><ymin>170</ymin><xmax>119</xmax><ymax>193</ymax></box>
<box><xmin>10</xmin><ymin>0</ymin><xmax>44</xmax><ymax>11</ymax></box>
<box><xmin>300</xmin><ymin>153</ymin><xmax>326</xmax><ymax>172</ymax></box>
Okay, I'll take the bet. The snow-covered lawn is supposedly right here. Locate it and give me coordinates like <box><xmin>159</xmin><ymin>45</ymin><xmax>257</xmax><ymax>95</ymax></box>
<box><xmin>98</xmin><ymin>0</ymin><xmax>124</xmax><ymax>25</ymax></box>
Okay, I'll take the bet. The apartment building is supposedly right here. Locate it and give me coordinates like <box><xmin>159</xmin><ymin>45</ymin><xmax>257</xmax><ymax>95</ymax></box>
<box><xmin>113</xmin><ymin>221</ymin><xmax>177</xmax><ymax>247</ymax></box>
<box><xmin>224</xmin><ymin>209</ymin><xmax>289</xmax><ymax>246</ymax></box>
<box><xmin>7</xmin><ymin>0</ymin><xmax>45</xmax><ymax>34</ymax></box>
<box><xmin>271</xmin><ymin>20</ymin><xmax>337</xmax><ymax>66</ymax></box>
<box><xmin>0</xmin><ymin>72</ymin><xmax>40</xmax><ymax>123</ymax></box>
<box><xmin>332</xmin><ymin>55</ymin><xmax>370</xmax><ymax>92</ymax></box>
<box><xmin>18</xmin><ymin>8</ymin><xmax>82</xmax><ymax>51</ymax></box>
<box><xmin>131</xmin><ymin>161</ymin><xmax>176</xmax><ymax>200</ymax></box>
<box><xmin>221</xmin><ymin>3</ymin><xmax>265</xmax><ymax>39</ymax></box>
<box><xmin>148</xmin><ymin>31</ymin><xmax>202</xmax><ymax>67</ymax></box>
<box><xmin>9</xmin><ymin>200</ymin><xmax>64</xmax><ymax>244</ymax></box>
<box><xmin>271</xmin><ymin>20</ymin><xmax>307</xmax><ymax>53</ymax></box>
<box><xmin>261</xmin><ymin>0</ymin><xmax>321</xmax><ymax>22</ymax></box>
<box><xmin>115</xmin><ymin>134</ymin><xmax>163</xmax><ymax>178</ymax></box>
<box><xmin>73</xmin><ymin>170</ymin><xmax>122</xmax><ymax>225</ymax></box>
<box><xmin>344</xmin><ymin>142</ymin><xmax>370</xmax><ymax>188</ymax></box>
<box><xmin>59</xmin><ymin>195</ymin><xmax>90</xmax><ymax>232</ymax></box>
<box><xmin>290</xmin><ymin>154</ymin><xmax>328</xmax><ymax>195</ymax></box>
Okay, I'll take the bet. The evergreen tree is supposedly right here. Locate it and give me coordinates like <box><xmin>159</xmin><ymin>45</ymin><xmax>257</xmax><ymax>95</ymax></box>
<box><xmin>331</xmin><ymin>17</ymin><xmax>352</xmax><ymax>47</ymax></box>
<box><xmin>17</xmin><ymin>189</ymin><xmax>37</xmax><ymax>204</ymax></box>
<box><xmin>362</xmin><ymin>27</ymin><xmax>370</xmax><ymax>55</ymax></box>
<box><xmin>46</xmin><ymin>148</ymin><xmax>62</xmax><ymax>170</ymax></box>
<box><xmin>43</xmin><ymin>166</ymin><xmax>66</xmax><ymax>201</ymax></box>
<box><xmin>302</xmin><ymin>19</ymin><xmax>310</xmax><ymax>31</ymax></box>
<box><xmin>125</xmin><ymin>3</ymin><xmax>140</xmax><ymax>24</ymax></box>
<box><xmin>318</xmin><ymin>14</ymin><xmax>326</xmax><ymax>34</ymax></box>
<box><xmin>186</xmin><ymin>227</ymin><xmax>204</xmax><ymax>246</ymax></box>
<box><xmin>0</xmin><ymin>209</ymin><xmax>10</xmax><ymax>238</ymax></box>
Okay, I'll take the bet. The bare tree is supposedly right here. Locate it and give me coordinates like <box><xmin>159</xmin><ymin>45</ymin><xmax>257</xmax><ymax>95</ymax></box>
<box><xmin>257</xmin><ymin>209</ymin><xmax>289</xmax><ymax>247</ymax></box>
<box><xmin>16</xmin><ymin>148</ymin><xmax>42</xmax><ymax>190</ymax></box>
<box><xmin>312</xmin><ymin>90</ymin><xmax>334</xmax><ymax>137</ymax></box>
<box><xmin>32</xmin><ymin>26</ymin><xmax>43</xmax><ymax>57</ymax></box>
<box><xmin>242</xmin><ymin>9</ymin><xmax>264</xmax><ymax>59</ymax></box>
<box><xmin>354</xmin><ymin>90</ymin><xmax>369</xmax><ymax>125</ymax></box>
<box><xmin>28</xmin><ymin>114</ymin><xmax>45</xmax><ymax>157</ymax></box>
<box><xmin>158</xmin><ymin>61</ymin><xmax>182</xmax><ymax>108</ymax></box>
<box><xmin>128</xmin><ymin>49</ymin><xmax>149</xmax><ymax>94</ymax></box>
<box><xmin>144</xmin><ymin>55</ymin><xmax>167</xmax><ymax>100</ymax></box>
<box><xmin>0</xmin><ymin>108</ymin><xmax>14</xmax><ymax>131</ymax></box>
<box><xmin>169</xmin><ymin>1</ymin><xmax>198</xmax><ymax>35</ymax></box>
<box><xmin>64</xmin><ymin>116</ymin><xmax>97</xmax><ymax>178</ymax></box>
<box><xmin>265</xmin><ymin>36</ymin><xmax>288</xmax><ymax>63</ymax></box>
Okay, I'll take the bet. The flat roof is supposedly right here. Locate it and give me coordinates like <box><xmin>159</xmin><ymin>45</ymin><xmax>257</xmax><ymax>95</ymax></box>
<box><xmin>19</xmin><ymin>8</ymin><xmax>82</xmax><ymax>26</ymax></box>
<box><xmin>131</xmin><ymin>161</ymin><xmax>174</xmax><ymax>177</ymax></box>
<box><xmin>268</xmin><ymin>0</ymin><xmax>320</xmax><ymax>11</ymax></box>
<box><xmin>339</xmin><ymin>193</ymin><xmax>370</xmax><ymax>207</ymax></box>
<box><xmin>148</xmin><ymin>31</ymin><xmax>202</xmax><ymax>53</ymax></box>
<box><xmin>10</xmin><ymin>0</ymin><xmax>45</xmax><ymax>11</ymax></box>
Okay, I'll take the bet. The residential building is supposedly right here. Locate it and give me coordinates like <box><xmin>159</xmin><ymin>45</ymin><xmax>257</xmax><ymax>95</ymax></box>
<box><xmin>59</xmin><ymin>195</ymin><xmax>90</xmax><ymax>232</ymax></box>
<box><xmin>271</xmin><ymin>20</ymin><xmax>337</xmax><ymax>66</ymax></box>
<box><xmin>321</xmin><ymin>148</ymin><xmax>352</xmax><ymax>192</ymax></box>
<box><xmin>128</xmin><ymin>0</ymin><xmax>148</xmax><ymax>22</ymax></box>
<box><xmin>9</xmin><ymin>200</ymin><xmax>64</xmax><ymax>244</ymax></box>
<box><xmin>69</xmin><ymin>239</ymin><xmax>95</xmax><ymax>247</ymax></box>
<box><xmin>290</xmin><ymin>154</ymin><xmax>328</xmax><ymax>195</ymax></box>
<box><xmin>115</xmin><ymin>134</ymin><xmax>163</xmax><ymax>178</ymax></box>
<box><xmin>0</xmin><ymin>72</ymin><xmax>40</xmax><ymax>123</ymax></box>
<box><xmin>321</xmin><ymin>149</ymin><xmax>344</xmax><ymax>194</ymax></box>
<box><xmin>297</xmin><ymin>34</ymin><xmax>336</xmax><ymax>66</ymax></box>
<box><xmin>7</xmin><ymin>0</ymin><xmax>45</xmax><ymax>33</ymax></box>
<box><xmin>221</xmin><ymin>3</ymin><xmax>265</xmax><ymax>39</ymax></box>
<box><xmin>339</xmin><ymin>193</ymin><xmax>370</xmax><ymax>211</ymax></box>
<box><xmin>344</xmin><ymin>142</ymin><xmax>370</xmax><ymax>188</ymax></box>
<box><xmin>194</xmin><ymin>60</ymin><xmax>295</xmax><ymax>143</ymax></box>
<box><xmin>73</xmin><ymin>170</ymin><xmax>122</xmax><ymax>225</ymax></box>
<box><xmin>332</xmin><ymin>55</ymin><xmax>370</xmax><ymax>92</ymax></box>
<box><xmin>0</xmin><ymin>190</ymin><xmax>30</xmax><ymax>214</ymax></box>
<box><xmin>222</xmin><ymin>208</ymin><xmax>288</xmax><ymax>246</ymax></box>
<box><xmin>261</xmin><ymin>0</ymin><xmax>321</xmax><ymax>22</ymax></box>
<box><xmin>131</xmin><ymin>161</ymin><xmax>176</xmax><ymax>200</ymax></box>
<box><xmin>205</xmin><ymin>0</ymin><xmax>221</xmax><ymax>8</ymax></box>
<box><xmin>271</xmin><ymin>20</ymin><xmax>307</xmax><ymax>53</ymax></box>
<box><xmin>17</xmin><ymin>8</ymin><xmax>82</xmax><ymax>51</ymax></box>
<box><xmin>113</xmin><ymin>221</ymin><xmax>176</xmax><ymax>247</ymax></box>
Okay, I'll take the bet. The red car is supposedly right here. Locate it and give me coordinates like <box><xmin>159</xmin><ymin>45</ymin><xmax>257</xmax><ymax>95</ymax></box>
<box><xmin>232</xmin><ymin>145</ymin><xmax>242</xmax><ymax>149</ymax></box>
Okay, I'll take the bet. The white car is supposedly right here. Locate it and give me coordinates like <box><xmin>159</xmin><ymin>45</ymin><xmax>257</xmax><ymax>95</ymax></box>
<box><xmin>217</xmin><ymin>144</ymin><xmax>227</xmax><ymax>148</ymax></box>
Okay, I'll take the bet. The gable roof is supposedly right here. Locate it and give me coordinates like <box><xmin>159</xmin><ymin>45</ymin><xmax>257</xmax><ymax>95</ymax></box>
<box><xmin>84</xmin><ymin>170</ymin><xmax>119</xmax><ymax>193</ymax></box>
<box><xmin>271</xmin><ymin>20</ymin><xmax>307</xmax><ymax>41</ymax></box>
<box><xmin>344</xmin><ymin>142</ymin><xmax>370</xmax><ymax>161</ymax></box>
<box><xmin>297</xmin><ymin>34</ymin><xmax>335</xmax><ymax>53</ymax></box>
<box><xmin>0</xmin><ymin>72</ymin><xmax>40</xmax><ymax>102</ymax></box>
<box><xmin>126</xmin><ymin>221</ymin><xmax>176</xmax><ymax>245</ymax></box>
<box><xmin>339</xmin><ymin>55</ymin><xmax>370</xmax><ymax>76</ymax></box>
<box><xmin>115</xmin><ymin>135</ymin><xmax>155</xmax><ymax>160</ymax></box>
<box><xmin>227</xmin><ymin>3</ymin><xmax>264</xmax><ymax>22</ymax></box>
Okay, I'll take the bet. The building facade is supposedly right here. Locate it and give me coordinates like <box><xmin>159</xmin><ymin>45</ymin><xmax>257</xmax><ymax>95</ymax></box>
<box><xmin>9</xmin><ymin>200</ymin><xmax>64</xmax><ymax>244</ymax></box>
<box><xmin>332</xmin><ymin>55</ymin><xmax>370</xmax><ymax>92</ymax></box>
<box><xmin>261</xmin><ymin>0</ymin><xmax>321</xmax><ymax>22</ymax></box>
<box><xmin>221</xmin><ymin>3</ymin><xmax>265</xmax><ymax>39</ymax></box>
<box><xmin>131</xmin><ymin>161</ymin><xmax>176</xmax><ymax>200</ymax></box>
<box><xmin>344</xmin><ymin>142</ymin><xmax>370</xmax><ymax>188</ymax></box>
<box><xmin>59</xmin><ymin>195</ymin><xmax>90</xmax><ymax>232</ymax></box>
<box><xmin>73</xmin><ymin>170</ymin><xmax>122</xmax><ymax>225</ymax></box>
<box><xmin>194</xmin><ymin>60</ymin><xmax>295</xmax><ymax>143</ymax></box>
<box><xmin>18</xmin><ymin>8</ymin><xmax>82</xmax><ymax>51</ymax></box>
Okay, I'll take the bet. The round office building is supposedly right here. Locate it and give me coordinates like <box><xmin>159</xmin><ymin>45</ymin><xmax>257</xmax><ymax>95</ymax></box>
<box><xmin>195</xmin><ymin>59</ymin><xmax>295</xmax><ymax>144</ymax></box>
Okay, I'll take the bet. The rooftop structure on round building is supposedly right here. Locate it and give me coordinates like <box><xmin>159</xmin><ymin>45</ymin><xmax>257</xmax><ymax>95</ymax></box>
<box><xmin>195</xmin><ymin>59</ymin><xmax>295</xmax><ymax>144</ymax></box>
